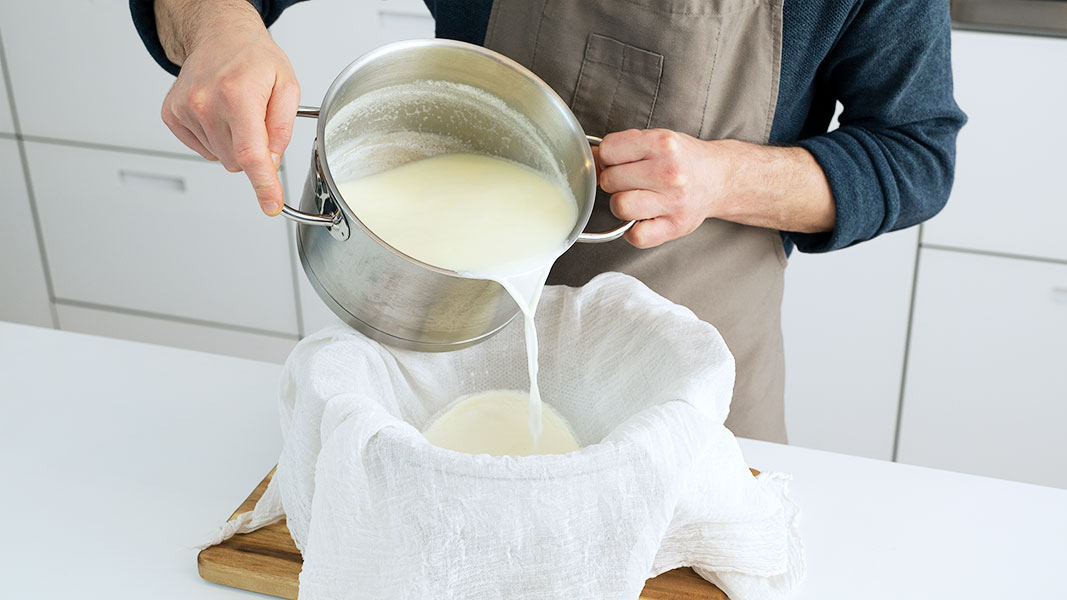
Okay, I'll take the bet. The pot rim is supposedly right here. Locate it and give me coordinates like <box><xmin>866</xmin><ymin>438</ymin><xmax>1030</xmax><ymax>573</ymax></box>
<box><xmin>312</xmin><ymin>38</ymin><xmax>597</xmax><ymax>279</ymax></box>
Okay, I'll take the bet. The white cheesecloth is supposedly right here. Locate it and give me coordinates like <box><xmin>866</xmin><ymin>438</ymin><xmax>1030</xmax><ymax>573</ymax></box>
<box><xmin>202</xmin><ymin>272</ymin><xmax>804</xmax><ymax>599</ymax></box>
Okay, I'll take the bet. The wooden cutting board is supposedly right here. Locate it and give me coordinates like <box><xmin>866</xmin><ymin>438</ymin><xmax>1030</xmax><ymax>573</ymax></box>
<box><xmin>198</xmin><ymin>468</ymin><xmax>757</xmax><ymax>599</ymax></box>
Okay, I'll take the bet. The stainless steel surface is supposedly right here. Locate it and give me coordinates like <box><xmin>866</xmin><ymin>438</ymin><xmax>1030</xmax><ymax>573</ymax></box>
<box><xmin>576</xmin><ymin>135</ymin><xmax>636</xmax><ymax>243</ymax></box>
<box><xmin>577</xmin><ymin>220</ymin><xmax>636</xmax><ymax>243</ymax></box>
<box><xmin>279</xmin><ymin>110</ymin><xmax>349</xmax><ymax>241</ymax></box>
<box><xmin>279</xmin><ymin>108</ymin><xmax>349</xmax><ymax>239</ymax></box>
<box><xmin>279</xmin><ymin>203</ymin><xmax>339</xmax><ymax>228</ymax></box>
<box><xmin>296</xmin><ymin>39</ymin><xmax>611</xmax><ymax>351</ymax></box>
<box><xmin>952</xmin><ymin>0</ymin><xmax>1067</xmax><ymax>38</ymax></box>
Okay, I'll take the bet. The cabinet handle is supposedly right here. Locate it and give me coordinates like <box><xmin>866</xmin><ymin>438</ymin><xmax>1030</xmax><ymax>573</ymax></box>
<box><xmin>119</xmin><ymin>170</ymin><xmax>185</xmax><ymax>192</ymax></box>
<box><xmin>1053</xmin><ymin>287</ymin><xmax>1067</xmax><ymax>306</ymax></box>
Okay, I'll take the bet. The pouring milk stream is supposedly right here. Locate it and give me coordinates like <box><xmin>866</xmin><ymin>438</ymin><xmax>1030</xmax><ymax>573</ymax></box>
<box><xmin>337</xmin><ymin>152</ymin><xmax>581</xmax><ymax>454</ymax></box>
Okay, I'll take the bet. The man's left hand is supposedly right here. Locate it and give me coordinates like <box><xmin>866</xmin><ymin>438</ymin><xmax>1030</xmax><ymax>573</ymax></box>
<box><xmin>596</xmin><ymin>129</ymin><xmax>733</xmax><ymax>249</ymax></box>
<box><xmin>595</xmin><ymin>128</ymin><xmax>836</xmax><ymax>248</ymax></box>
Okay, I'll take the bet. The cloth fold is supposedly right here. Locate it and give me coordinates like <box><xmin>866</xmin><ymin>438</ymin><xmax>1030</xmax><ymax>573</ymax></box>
<box><xmin>201</xmin><ymin>273</ymin><xmax>804</xmax><ymax>599</ymax></box>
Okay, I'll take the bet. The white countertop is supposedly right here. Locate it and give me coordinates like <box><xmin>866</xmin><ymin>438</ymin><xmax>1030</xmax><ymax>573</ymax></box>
<box><xmin>2</xmin><ymin>321</ymin><xmax>1064</xmax><ymax>599</ymax></box>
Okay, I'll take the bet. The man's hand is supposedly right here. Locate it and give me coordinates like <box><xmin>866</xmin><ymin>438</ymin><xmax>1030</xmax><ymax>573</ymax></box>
<box><xmin>157</xmin><ymin>0</ymin><xmax>300</xmax><ymax>216</ymax></box>
<box><xmin>596</xmin><ymin>129</ymin><xmax>836</xmax><ymax>248</ymax></box>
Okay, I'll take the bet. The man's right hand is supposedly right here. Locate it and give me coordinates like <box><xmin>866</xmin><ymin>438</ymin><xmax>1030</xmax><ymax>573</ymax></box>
<box><xmin>156</xmin><ymin>0</ymin><xmax>300</xmax><ymax>216</ymax></box>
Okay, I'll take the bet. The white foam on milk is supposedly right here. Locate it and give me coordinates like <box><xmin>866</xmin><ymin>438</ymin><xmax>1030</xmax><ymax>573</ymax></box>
<box><xmin>325</xmin><ymin>80</ymin><xmax>568</xmax><ymax>186</ymax></box>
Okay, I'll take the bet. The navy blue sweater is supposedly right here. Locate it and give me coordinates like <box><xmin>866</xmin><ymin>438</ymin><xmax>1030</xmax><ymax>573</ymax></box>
<box><xmin>131</xmin><ymin>0</ymin><xmax>965</xmax><ymax>254</ymax></box>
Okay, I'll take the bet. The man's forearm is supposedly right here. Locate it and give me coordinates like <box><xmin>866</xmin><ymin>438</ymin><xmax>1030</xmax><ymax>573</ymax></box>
<box><xmin>155</xmin><ymin>0</ymin><xmax>265</xmax><ymax>66</ymax></box>
<box><xmin>716</xmin><ymin>140</ymin><xmax>835</xmax><ymax>234</ymax></box>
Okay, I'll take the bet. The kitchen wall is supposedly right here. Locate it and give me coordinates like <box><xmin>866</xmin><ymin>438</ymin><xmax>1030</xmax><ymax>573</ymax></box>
<box><xmin>0</xmin><ymin>4</ymin><xmax>1063</xmax><ymax>487</ymax></box>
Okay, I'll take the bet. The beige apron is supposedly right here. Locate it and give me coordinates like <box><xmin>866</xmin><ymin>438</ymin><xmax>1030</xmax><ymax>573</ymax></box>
<box><xmin>484</xmin><ymin>0</ymin><xmax>789</xmax><ymax>442</ymax></box>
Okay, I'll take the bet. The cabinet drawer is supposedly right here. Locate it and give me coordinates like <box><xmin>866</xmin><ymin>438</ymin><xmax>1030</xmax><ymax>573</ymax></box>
<box><xmin>24</xmin><ymin>141</ymin><xmax>299</xmax><ymax>335</ymax></box>
<box><xmin>898</xmin><ymin>248</ymin><xmax>1067</xmax><ymax>488</ymax></box>
<box><xmin>0</xmin><ymin>51</ymin><xmax>13</xmax><ymax>134</ymax></box>
<box><xmin>0</xmin><ymin>139</ymin><xmax>52</xmax><ymax>327</ymax></box>
<box><xmin>923</xmin><ymin>32</ymin><xmax>1067</xmax><ymax>262</ymax></box>
<box><xmin>56</xmin><ymin>303</ymin><xmax>297</xmax><ymax>364</ymax></box>
<box><xmin>0</xmin><ymin>2</ymin><xmax>188</xmax><ymax>154</ymax></box>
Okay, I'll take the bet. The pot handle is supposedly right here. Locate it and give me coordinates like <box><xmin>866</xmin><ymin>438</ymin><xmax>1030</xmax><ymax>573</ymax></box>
<box><xmin>277</xmin><ymin>107</ymin><xmax>350</xmax><ymax>241</ymax></box>
<box><xmin>576</xmin><ymin>135</ymin><xmax>636</xmax><ymax>243</ymax></box>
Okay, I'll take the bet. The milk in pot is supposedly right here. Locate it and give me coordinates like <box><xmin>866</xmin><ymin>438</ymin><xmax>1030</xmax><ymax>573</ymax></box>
<box><xmin>336</xmin><ymin>152</ymin><xmax>581</xmax><ymax>454</ymax></box>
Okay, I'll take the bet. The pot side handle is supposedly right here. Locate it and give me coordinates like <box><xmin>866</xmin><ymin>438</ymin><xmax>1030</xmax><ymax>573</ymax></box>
<box><xmin>277</xmin><ymin>107</ymin><xmax>351</xmax><ymax>241</ymax></box>
<box><xmin>576</xmin><ymin>135</ymin><xmax>636</xmax><ymax>244</ymax></box>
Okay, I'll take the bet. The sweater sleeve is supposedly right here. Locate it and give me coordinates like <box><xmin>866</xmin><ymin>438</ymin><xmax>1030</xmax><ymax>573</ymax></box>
<box><xmin>787</xmin><ymin>1</ymin><xmax>966</xmax><ymax>253</ymax></box>
<box><xmin>129</xmin><ymin>0</ymin><xmax>308</xmax><ymax>76</ymax></box>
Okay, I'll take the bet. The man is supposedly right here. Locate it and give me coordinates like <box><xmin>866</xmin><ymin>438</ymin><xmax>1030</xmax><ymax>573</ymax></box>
<box><xmin>131</xmin><ymin>0</ymin><xmax>965</xmax><ymax>443</ymax></box>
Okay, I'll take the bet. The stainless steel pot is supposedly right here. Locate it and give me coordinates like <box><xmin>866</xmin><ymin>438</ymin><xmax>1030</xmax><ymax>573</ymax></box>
<box><xmin>280</xmin><ymin>39</ymin><xmax>631</xmax><ymax>351</ymax></box>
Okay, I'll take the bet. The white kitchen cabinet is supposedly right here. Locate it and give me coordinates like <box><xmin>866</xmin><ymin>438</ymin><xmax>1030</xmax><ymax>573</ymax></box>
<box><xmin>23</xmin><ymin>141</ymin><xmax>299</xmax><ymax>335</ymax></box>
<box><xmin>0</xmin><ymin>1</ymin><xmax>188</xmax><ymax>155</ymax></box>
<box><xmin>296</xmin><ymin>272</ymin><xmax>344</xmax><ymax>336</ymax></box>
<box><xmin>0</xmin><ymin>139</ymin><xmax>52</xmax><ymax>327</ymax></box>
<box><xmin>276</xmin><ymin>153</ymin><xmax>344</xmax><ymax>336</ymax></box>
<box><xmin>922</xmin><ymin>31</ymin><xmax>1067</xmax><ymax>262</ymax></box>
<box><xmin>376</xmin><ymin>0</ymin><xmax>440</xmax><ymax>40</ymax></box>
<box><xmin>897</xmin><ymin>248</ymin><xmax>1067</xmax><ymax>489</ymax></box>
<box><xmin>271</xmin><ymin>0</ymin><xmax>435</xmax><ymax>336</ymax></box>
<box><xmin>55</xmin><ymin>302</ymin><xmax>297</xmax><ymax>364</ymax></box>
<box><xmin>282</xmin><ymin>118</ymin><xmax>320</xmax><ymax>225</ymax></box>
<box><xmin>285</xmin><ymin>217</ymin><xmax>344</xmax><ymax>336</ymax></box>
<box><xmin>0</xmin><ymin>42</ymin><xmax>14</xmax><ymax>134</ymax></box>
<box><xmin>271</xmin><ymin>0</ymin><xmax>435</xmax><ymax>207</ymax></box>
<box><xmin>782</xmin><ymin>227</ymin><xmax>919</xmax><ymax>460</ymax></box>
<box><xmin>271</xmin><ymin>0</ymin><xmax>434</xmax><ymax>107</ymax></box>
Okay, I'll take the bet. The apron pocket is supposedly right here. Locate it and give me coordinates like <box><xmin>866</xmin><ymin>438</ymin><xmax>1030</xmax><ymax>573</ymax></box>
<box><xmin>570</xmin><ymin>33</ymin><xmax>663</xmax><ymax>136</ymax></box>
